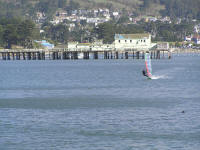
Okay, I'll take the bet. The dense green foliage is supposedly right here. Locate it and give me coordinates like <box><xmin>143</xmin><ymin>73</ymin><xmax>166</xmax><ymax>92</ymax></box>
<box><xmin>0</xmin><ymin>17</ymin><xmax>69</xmax><ymax>48</ymax></box>
<box><xmin>0</xmin><ymin>18</ymin><xmax>38</xmax><ymax>48</ymax></box>
<box><xmin>92</xmin><ymin>21</ymin><xmax>194</xmax><ymax>43</ymax></box>
<box><xmin>41</xmin><ymin>22</ymin><xmax>69</xmax><ymax>44</ymax></box>
<box><xmin>144</xmin><ymin>22</ymin><xmax>194</xmax><ymax>42</ymax></box>
<box><xmin>160</xmin><ymin>0</ymin><xmax>200</xmax><ymax>19</ymax></box>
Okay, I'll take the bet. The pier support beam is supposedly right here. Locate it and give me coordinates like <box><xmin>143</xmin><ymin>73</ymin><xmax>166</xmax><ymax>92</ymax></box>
<box><xmin>16</xmin><ymin>52</ymin><xmax>20</xmax><ymax>60</ymax></box>
<box><xmin>104</xmin><ymin>52</ymin><xmax>108</xmax><ymax>59</ymax></box>
<box><xmin>125</xmin><ymin>52</ymin><xmax>128</xmax><ymax>59</ymax></box>
<box><xmin>93</xmin><ymin>52</ymin><xmax>98</xmax><ymax>59</ymax></box>
<box><xmin>168</xmin><ymin>51</ymin><xmax>171</xmax><ymax>59</ymax></box>
<box><xmin>2</xmin><ymin>53</ymin><xmax>6</xmax><ymax>60</ymax></box>
<box><xmin>32</xmin><ymin>52</ymin><xmax>36</xmax><ymax>60</ymax></box>
<box><xmin>150</xmin><ymin>51</ymin><xmax>153</xmax><ymax>59</ymax></box>
<box><xmin>22</xmin><ymin>52</ymin><xmax>26</xmax><ymax>60</ymax></box>
<box><xmin>12</xmin><ymin>53</ymin><xmax>15</xmax><ymax>60</ymax></box>
<box><xmin>66</xmin><ymin>52</ymin><xmax>70</xmax><ymax>59</ymax></box>
<box><xmin>156</xmin><ymin>51</ymin><xmax>160</xmax><ymax>59</ymax></box>
<box><xmin>115</xmin><ymin>52</ymin><xmax>118</xmax><ymax>59</ymax></box>
<box><xmin>136</xmin><ymin>51</ymin><xmax>140</xmax><ymax>59</ymax></box>
<box><xmin>83</xmin><ymin>52</ymin><xmax>87</xmax><ymax>59</ymax></box>
<box><xmin>63</xmin><ymin>52</ymin><xmax>66</xmax><ymax>59</ymax></box>
<box><xmin>7</xmin><ymin>52</ymin><xmax>10</xmax><ymax>60</ymax></box>
<box><xmin>37</xmin><ymin>52</ymin><xmax>41</xmax><ymax>60</ymax></box>
<box><xmin>42</xmin><ymin>52</ymin><xmax>45</xmax><ymax>60</ymax></box>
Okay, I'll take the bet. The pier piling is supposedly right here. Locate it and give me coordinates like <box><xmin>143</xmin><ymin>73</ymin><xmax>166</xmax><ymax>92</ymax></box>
<box><xmin>0</xmin><ymin>49</ymin><xmax>171</xmax><ymax>61</ymax></box>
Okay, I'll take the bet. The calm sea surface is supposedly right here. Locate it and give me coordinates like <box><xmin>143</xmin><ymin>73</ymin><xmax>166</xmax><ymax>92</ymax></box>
<box><xmin>0</xmin><ymin>54</ymin><xmax>200</xmax><ymax>150</ymax></box>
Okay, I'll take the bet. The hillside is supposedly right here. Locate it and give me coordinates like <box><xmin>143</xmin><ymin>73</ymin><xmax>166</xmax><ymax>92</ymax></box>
<box><xmin>0</xmin><ymin>0</ymin><xmax>199</xmax><ymax>19</ymax></box>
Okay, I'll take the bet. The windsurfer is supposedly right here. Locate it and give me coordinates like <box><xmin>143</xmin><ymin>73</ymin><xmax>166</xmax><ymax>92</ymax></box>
<box><xmin>142</xmin><ymin>69</ymin><xmax>148</xmax><ymax>77</ymax></box>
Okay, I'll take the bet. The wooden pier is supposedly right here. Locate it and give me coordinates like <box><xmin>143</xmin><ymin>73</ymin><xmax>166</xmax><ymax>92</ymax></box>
<box><xmin>0</xmin><ymin>49</ymin><xmax>171</xmax><ymax>60</ymax></box>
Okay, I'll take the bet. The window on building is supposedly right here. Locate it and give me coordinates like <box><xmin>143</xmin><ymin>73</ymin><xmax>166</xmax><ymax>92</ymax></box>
<box><xmin>144</xmin><ymin>40</ymin><xmax>146</xmax><ymax>42</ymax></box>
<box><xmin>125</xmin><ymin>40</ymin><xmax>127</xmax><ymax>43</ymax></box>
<box><xmin>130</xmin><ymin>40</ymin><xmax>132</xmax><ymax>43</ymax></box>
<box><xmin>119</xmin><ymin>40</ymin><xmax>120</xmax><ymax>43</ymax></box>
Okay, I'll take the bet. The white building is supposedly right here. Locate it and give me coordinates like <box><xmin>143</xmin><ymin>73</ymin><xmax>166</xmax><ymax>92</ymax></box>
<box><xmin>114</xmin><ymin>34</ymin><xmax>156</xmax><ymax>50</ymax></box>
<box><xmin>76</xmin><ymin>43</ymin><xmax>91</xmax><ymax>51</ymax></box>
<box><xmin>113</xmin><ymin>12</ymin><xmax>119</xmax><ymax>16</ymax></box>
<box><xmin>68</xmin><ymin>42</ymin><xmax>78</xmax><ymax>51</ymax></box>
<box><xmin>67</xmin><ymin>34</ymin><xmax>156</xmax><ymax>51</ymax></box>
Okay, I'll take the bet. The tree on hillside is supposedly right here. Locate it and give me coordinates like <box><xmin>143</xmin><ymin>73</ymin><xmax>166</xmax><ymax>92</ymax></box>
<box><xmin>0</xmin><ymin>25</ymin><xmax>4</xmax><ymax>46</ymax></box>
<box><xmin>51</xmin><ymin>24</ymin><xmax>69</xmax><ymax>43</ymax></box>
<box><xmin>95</xmin><ymin>22</ymin><xmax>116</xmax><ymax>44</ymax></box>
<box><xmin>117</xmin><ymin>16</ymin><xmax>129</xmax><ymax>24</ymax></box>
<box><xmin>160</xmin><ymin>0</ymin><xmax>200</xmax><ymax>19</ymax></box>
<box><xmin>58</xmin><ymin>0</ymin><xmax>66</xmax><ymax>8</ymax></box>
<box><xmin>65</xmin><ymin>0</ymin><xmax>80</xmax><ymax>15</ymax></box>
<box><xmin>17</xmin><ymin>20</ymin><xmax>35</xmax><ymax>48</ymax></box>
<box><xmin>3</xmin><ymin>24</ymin><xmax>18</xmax><ymax>48</ymax></box>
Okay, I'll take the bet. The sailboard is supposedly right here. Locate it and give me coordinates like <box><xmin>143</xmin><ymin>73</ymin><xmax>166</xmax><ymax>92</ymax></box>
<box><xmin>144</xmin><ymin>52</ymin><xmax>152</xmax><ymax>79</ymax></box>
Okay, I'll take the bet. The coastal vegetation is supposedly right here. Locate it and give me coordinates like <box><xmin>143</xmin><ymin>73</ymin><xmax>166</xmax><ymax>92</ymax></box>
<box><xmin>0</xmin><ymin>0</ymin><xmax>199</xmax><ymax>48</ymax></box>
<box><xmin>0</xmin><ymin>17</ymin><xmax>196</xmax><ymax>48</ymax></box>
<box><xmin>91</xmin><ymin>21</ymin><xmax>194</xmax><ymax>44</ymax></box>
<box><xmin>0</xmin><ymin>18</ymin><xmax>39</xmax><ymax>49</ymax></box>
<box><xmin>0</xmin><ymin>0</ymin><xmax>200</xmax><ymax>19</ymax></box>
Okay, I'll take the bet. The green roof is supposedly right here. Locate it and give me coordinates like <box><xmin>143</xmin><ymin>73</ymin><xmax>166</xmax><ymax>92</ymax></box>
<box><xmin>77</xmin><ymin>43</ymin><xmax>91</xmax><ymax>46</ymax></box>
<box><xmin>115</xmin><ymin>34</ymin><xmax>150</xmax><ymax>39</ymax></box>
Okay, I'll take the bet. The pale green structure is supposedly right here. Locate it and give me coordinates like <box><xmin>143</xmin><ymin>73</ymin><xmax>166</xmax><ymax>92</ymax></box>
<box><xmin>114</xmin><ymin>33</ymin><xmax>156</xmax><ymax>51</ymax></box>
<box><xmin>67</xmin><ymin>33</ymin><xmax>157</xmax><ymax>51</ymax></box>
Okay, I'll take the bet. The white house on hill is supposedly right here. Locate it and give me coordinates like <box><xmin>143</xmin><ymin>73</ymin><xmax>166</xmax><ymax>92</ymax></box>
<box><xmin>114</xmin><ymin>33</ymin><xmax>156</xmax><ymax>50</ymax></box>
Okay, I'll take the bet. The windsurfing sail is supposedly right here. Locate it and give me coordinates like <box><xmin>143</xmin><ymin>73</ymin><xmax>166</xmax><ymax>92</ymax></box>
<box><xmin>145</xmin><ymin>52</ymin><xmax>152</xmax><ymax>78</ymax></box>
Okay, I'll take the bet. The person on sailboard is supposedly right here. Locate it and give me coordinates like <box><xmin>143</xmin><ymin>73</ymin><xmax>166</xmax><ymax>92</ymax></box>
<box><xmin>142</xmin><ymin>69</ymin><xmax>148</xmax><ymax>77</ymax></box>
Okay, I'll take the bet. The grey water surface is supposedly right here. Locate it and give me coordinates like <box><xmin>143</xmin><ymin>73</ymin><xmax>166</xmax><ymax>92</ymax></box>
<box><xmin>0</xmin><ymin>54</ymin><xmax>200</xmax><ymax>150</ymax></box>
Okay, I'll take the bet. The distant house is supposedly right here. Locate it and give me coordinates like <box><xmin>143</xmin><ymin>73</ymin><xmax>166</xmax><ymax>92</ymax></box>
<box><xmin>35</xmin><ymin>12</ymin><xmax>46</xmax><ymax>23</ymax></box>
<box><xmin>114</xmin><ymin>34</ymin><xmax>156</xmax><ymax>50</ymax></box>
<box><xmin>112</xmin><ymin>12</ymin><xmax>120</xmax><ymax>19</ymax></box>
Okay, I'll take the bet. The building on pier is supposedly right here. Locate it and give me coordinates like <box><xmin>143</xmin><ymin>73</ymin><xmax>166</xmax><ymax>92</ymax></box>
<box><xmin>67</xmin><ymin>33</ymin><xmax>157</xmax><ymax>51</ymax></box>
<box><xmin>114</xmin><ymin>33</ymin><xmax>156</xmax><ymax>51</ymax></box>
<box><xmin>0</xmin><ymin>33</ymin><xmax>172</xmax><ymax>60</ymax></box>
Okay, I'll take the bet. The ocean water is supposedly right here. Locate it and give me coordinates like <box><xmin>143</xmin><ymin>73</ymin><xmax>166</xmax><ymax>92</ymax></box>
<box><xmin>0</xmin><ymin>54</ymin><xmax>200</xmax><ymax>150</ymax></box>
